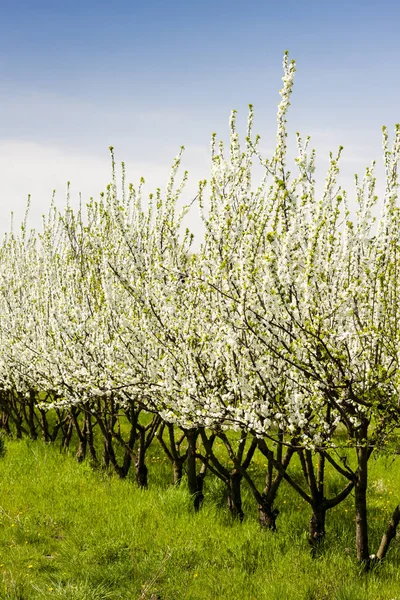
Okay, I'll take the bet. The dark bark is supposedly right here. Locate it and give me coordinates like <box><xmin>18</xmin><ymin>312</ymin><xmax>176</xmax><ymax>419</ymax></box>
<box><xmin>61</xmin><ymin>415</ymin><xmax>74</xmax><ymax>450</ymax></box>
<box><xmin>95</xmin><ymin>397</ymin><xmax>135</xmax><ymax>478</ymax></box>
<box><xmin>39</xmin><ymin>408</ymin><xmax>50</xmax><ymax>442</ymax></box>
<box><xmin>184</xmin><ymin>428</ymin><xmax>207</xmax><ymax>510</ymax></box>
<box><xmin>355</xmin><ymin>442</ymin><xmax>370</xmax><ymax>565</ymax></box>
<box><xmin>220</xmin><ymin>431</ymin><xmax>258</xmax><ymax>521</ymax></box>
<box><xmin>103</xmin><ymin>432</ymin><xmax>123</xmax><ymax>476</ymax></box>
<box><xmin>75</xmin><ymin>413</ymin><xmax>97</xmax><ymax>464</ymax></box>
<box><xmin>135</xmin><ymin>414</ymin><xmax>161</xmax><ymax>488</ymax></box>
<box><xmin>0</xmin><ymin>411</ymin><xmax>10</xmax><ymax>434</ymax></box>
<box><xmin>105</xmin><ymin>409</ymin><xmax>160</xmax><ymax>484</ymax></box>
<box><xmin>300</xmin><ymin>450</ymin><xmax>327</xmax><ymax>552</ymax></box>
<box><xmin>162</xmin><ymin>424</ymin><xmax>188</xmax><ymax>486</ymax></box>
<box><xmin>86</xmin><ymin>413</ymin><xmax>98</xmax><ymax>464</ymax></box>
<box><xmin>197</xmin><ymin>430</ymin><xmax>249</xmax><ymax>520</ymax></box>
<box><xmin>102</xmin><ymin>437</ymin><xmax>110</xmax><ymax>468</ymax></box>
<box><xmin>135</xmin><ymin>426</ymin><xmax>148</xmax><ymax>488</ymax></box>
<box><xmin>256</xmin><ymin>447</ymin><xmax>288</xmax><ymax>531</ymax></box>
<box><xmin>376</xmin><ymin>504</ymin><xmax>400</xmax><ymax>561</ymax></box>
<box><xmin>52</xmin><ymin>408</ymin><xmax>68</xmax><ymax>443</ymax></box>
<box><xmin>227</xmin><ymin>470</ymin><xmax>244</xmax><ymax>521</ymax></box>
<box><xmin>185</xmin><ymin>428</ymin><xmax>199</xmax><ymax>497</ymax></box>
<box><xmin>25</xmin><ymin>391</ymin><xmax>38</xmax><ymax>440</ymax></box>
<box><xmin>309</xmin><ymin>504</ymin><xmax>326</xmax><ymax>555</ymax></box>
<box><xmin>13</xmin><ymin>411</ymin><xmax>24</xmax><ymax>439</ymax></box>
<box><xmin>173</xmin><ymin>460</ymin><xmax>184</xmax><ymax>485</ymax></box>
<box><xmin>258</xmin><ymin>498</ymin><xmax>279</xmax><ymax>531</ymax></box>
<box><xmin>256</xmin><ymin>438</ymin><xmax>295</xmax><ymax>530</ymax></box>
<box><xmin>135</xmin><ymin>461</ymin><xmax>148</xmax><ymax>488</ymax></box>
<box><xmin>71</xmin><ymin>408</ymin><xmax>87</xmax><ymax>463</ymax></box>
<box><xmin>5</xmin><ymin>391</ymin><xmax>27</xmax><ymax>438</ymax></box>
<box><xmin>120</xmin><ymin>416</ymin><xmax>139</xmax><ymax>479</ymax></box>
<box><xmin>258</xmin><ymin>438</ymin><xmax>355</xmax><ymax>547</ymax></box>
<box><xmin>193</xmin><ymin>464</ymin><xmax>206</xmax><ymax>512</ymax></box>
<box><xmin>76</xmin><ymin>436</ymin><xmax>87</xmax><ymax>462</ymax></box>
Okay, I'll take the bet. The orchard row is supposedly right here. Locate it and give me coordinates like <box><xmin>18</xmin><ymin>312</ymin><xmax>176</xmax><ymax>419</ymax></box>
<box><xmin>1</xmin><ymin>53</ymin><xmax>400</xmax><ymax>568</ymax></box>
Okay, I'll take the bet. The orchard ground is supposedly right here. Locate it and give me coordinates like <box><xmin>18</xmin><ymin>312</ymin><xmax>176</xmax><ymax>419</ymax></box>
<box><xmin>1</xmin><ymin>436</ymin><xmax>400</xmax><ymax>600</ymax></box>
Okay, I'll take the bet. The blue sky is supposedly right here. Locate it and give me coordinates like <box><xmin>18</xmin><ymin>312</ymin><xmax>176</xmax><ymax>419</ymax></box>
<box><xmin>1</xmin><ymin>0</ymin><xmax>399</xmax><ymax>239</ymax></box>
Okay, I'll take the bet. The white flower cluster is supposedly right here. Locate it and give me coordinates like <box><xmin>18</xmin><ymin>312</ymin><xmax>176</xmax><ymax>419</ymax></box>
<box><xmin>0</xmin><ymin>52</ymin><xmax>399</xmax><ymax>452</ymax></box>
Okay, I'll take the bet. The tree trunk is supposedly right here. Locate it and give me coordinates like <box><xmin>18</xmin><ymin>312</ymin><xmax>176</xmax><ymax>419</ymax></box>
<box><xmin>255</xmin><ymin>438</ymin><xmax>295</xmax><ymax>532</ymax></box>
<box><xmin>258</xmin><ymin>496</ymin><xmax>279</xmax><ymax>531</ymax></box>
<box><xmin>135</xmin><ymin>446</ymin><xmax>148</xmax><ymax>488</ymax></box>
<box><xmin>14</xmin><ymin>414</ymin><xmax>23</xmax><ymax>439</ymax></box>
<box><xmin>135</xmin><ymin>461</ymin><xmax>148</xmax><ymax>488</ymax></box>
<box><xmin>309</xmin><ymin>504</ymin><xmax>326</xmax><ymax>556</ymax></box>
<box><xmin>61</xmin><ymin>416</ymin><xmax>74</xmax><ymax>450</ymax></box>
<box><xmin>0</xmin><ymin>412</ymin><xmax>10</xmax><ymax>434</ymax></box>
<box><xmin>39</xmin><ymin>408</ymin><xmax>50</xmax><ymax>442</ymax></box>
<box><xmin>133</xmin><ymin>424</ymin><xmax>147</xmax><ymax>488</ymax></box>
<box><xmin>227</xmin><ymin>471</ymin><xmax>244</xmax><ymax>521</ymax></box>
<box><xmin>355</xmin><ymin>444</ymin><xmax>370</xmax><ymax>566</ymax></box>
<box><xmin>157</xmin><ymin>423</ymin><xmax>187</xmax><ymax>486</ymax></box>
<box><xmin>74</xmin><ymin>412</ymin><xmax>87</xmax><ymax>463</ymax></box>
<box><xmin>173</xmin><ymin>460</ymin><xmax>184</xmax><ymax>486</ymax></box>
<box><xmin>86</xmin><ymin>413</ymin><xmax>98</xmax><ymax>464</ymax></box>
<box><xmin>103</xmin><ymin>433</ymin><xmax>124</xmax><ymax>477</ymax></box>
<box><xmin>27</xmin><ymin>392</ymin><xmax>38</xmax><ymax>440</ymax></box>
<box><xmin>102</xmin><ymin>438</ymin><xmax>110</xmax><ymax>468</ymax></box>
<box><xmin>193</xmin><ymin>464</ymin><xmax>206</xmax><ymax>512</ymax></box>
<box><xmin>118</xmin><ymin>420</ymin><xmax>138</xmax><ymax>479</ymax></box>
<box><xmin>76</xmin><ymin>437</ymin><xmax>87</xmax><ymax>462</ymax></box>
<box><xmin>376</xmin><ymin>504</ymin><xmax>400</xmax><ymax>561</ymax></box>
<box><xmin>185</xmin><ymin>429</ymin><xmax>200</xmax><ymax>498</ymax></box>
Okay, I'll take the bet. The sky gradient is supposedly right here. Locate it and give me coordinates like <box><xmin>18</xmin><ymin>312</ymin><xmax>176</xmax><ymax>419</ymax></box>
<box><xmin>1</xmin><ymin>0</ymin><xmax>399</xmax><ymax>239</ymax></box>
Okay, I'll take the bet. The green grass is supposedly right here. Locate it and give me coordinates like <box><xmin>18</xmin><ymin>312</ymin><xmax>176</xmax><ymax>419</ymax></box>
<box><xmin>0</xmin><ymin>439</ymin><xmax>400</xmax><ymax>599</ymax></box>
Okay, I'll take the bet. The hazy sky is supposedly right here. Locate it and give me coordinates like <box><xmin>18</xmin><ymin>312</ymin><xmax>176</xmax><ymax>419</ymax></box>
<box><xmin>1</xmin><ymin>0</ymin><xmax>399</xmax><ymax>241</ymax></box>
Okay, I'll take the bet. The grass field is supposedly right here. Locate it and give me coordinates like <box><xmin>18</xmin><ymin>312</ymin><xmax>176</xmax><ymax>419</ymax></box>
<box><xmin>1</xmin><ymin>437</ymin><xmax>400</xmax><ymax>599</ymax></box>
